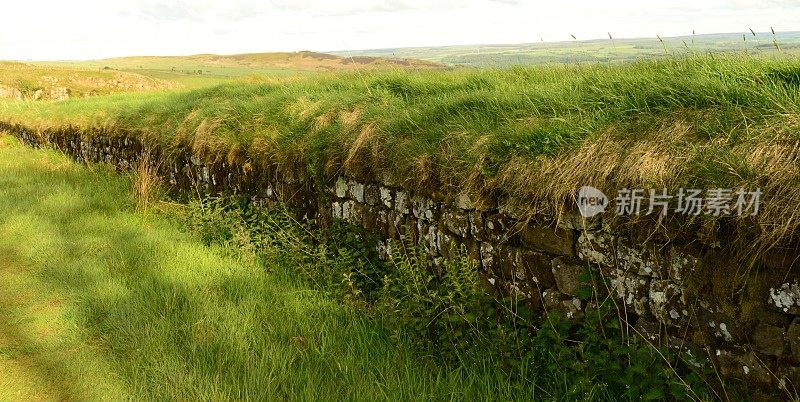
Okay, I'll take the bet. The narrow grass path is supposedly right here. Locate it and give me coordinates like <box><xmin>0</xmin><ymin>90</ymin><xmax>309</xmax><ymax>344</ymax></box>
<box><xmin>0</xmin><ymin>135</ymin><xmax>523</xmax><ymax>401</ymax></box>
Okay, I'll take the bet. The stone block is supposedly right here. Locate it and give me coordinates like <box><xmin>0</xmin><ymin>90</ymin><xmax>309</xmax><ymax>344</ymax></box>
<box><xmin>480</xmin><ymin>242</ymin><xmax>497</xmax><ymax>273</ymax></box>
<box><xmin>616</xmin><ymin>240</ymin><xmax>667</xmax><ymax>278</ymax></box>
<box><xmin>360</xmin><ymin>204</ymin><xmax>383</xmax><ymax>233</ymax></box>
<box><xmin>752</xmin><ymin>324</ymin><xmax>785</xmax><ymax>357</ymax></box>
<box><xmin>667</xmin><ymin>246</ymin><xmax>698</xmax><ymax>284</ymax></box>
<box><xmin>634</xmin><ymin>319</ymin><xmax>662</xmax><ymax>344</ymax></box>
<box><xmin>576</xmin><ymin>230</ymin><xmax>614</xmax><ymax>266</ymax></box>
<box><xmin>649</xmin><ymin>280</ymin><xmax>691</xmax><ymax>327</ymax></box>
<box><xmin>789</xmin><ymin>318</ymin><xmax>800</xmax><ymax>362</ymax></box>
<box><xmin>394</xmin><ymin>190</ymin><xmax>410</xmax><ymax>214</ymax></box>
<box><xmin>516</xmin><ymin>249</ymin><xmax>556</xmax><ymax>289</ymax></box>
<box><xmin>769</xmin><ymin>281</ymin><xmax>800</xmax><ymax>315</ymax></box>
<box><xmin>441</xmin><ymin>208</ymin><xmax>470</xmax><ymax>238</ymax></box>
<box><xmin>416</xmin><ymin>221</ymin><xmax>439</xmax><ymax>257</ymax></box>
<box><xmin>519</xmin><ymin>225</ymin><xmax>575</xmax><ymax>257</ymax></box>
<box><xmin>334</xmin><ymin>177</ymin><xmax>347</xmax><ymax>198</ymax></box>
<box><xmin>379</xmin><ymin>186</ymin><xmax>393</xmax><ymax>209</ymax></box>
<box><xmin>717</xmin><ymin>350</ymin><xmax>773</xmax><ymax>389</ymax></box>
<box><xmin>364</xmin><ymin>184</ymin><xmax>380</xmax><ymax>206</ymax></box>
<box><xmin>347</xmin><ymin>180</ymin><xmax>365</xmax><ymax>202</ymax></box>
<box><xmin>551</xmin><ymin>257</ymin><xmax>588</xmax><ymax>297</ymax></box>
<box><xmin>437</xmin><ymin>231</ymin><xmax>459</xmax><ymax>260</ymax></box>
<box><xmin>454</xmin><ymin>193</ymin><xmax>473</xmax><ymax>210</ymax></box>
<box><xmin>609</xmin><ymin>270</ymin><xmax>651</xmax><ymax>316</ymax></box>
<box><xmin>484</xmin><ymin>213</ymin><xmax>513</xmax><ymax>242</ymax></box>
<box><xmin>469</xmin><ymin>210</ymin><xmax>486</xmax><ymax>240</ymax></box>
<box><xmin>411</xmin><ymin>195</ymin><xmax>437</xmax><ymax>221</ymax></box>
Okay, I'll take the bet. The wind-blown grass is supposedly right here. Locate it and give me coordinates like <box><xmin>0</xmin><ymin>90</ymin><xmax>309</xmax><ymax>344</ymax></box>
<box><xmin>1</xmin><ymin>55</ymin><xmax>799</xmax><ymax>255</ymax></box>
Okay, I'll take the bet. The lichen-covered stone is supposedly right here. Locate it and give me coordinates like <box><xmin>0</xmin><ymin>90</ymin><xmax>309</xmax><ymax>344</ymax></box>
<box><xmin>339</xmin><ymin>200</ymin><xmax>358</xmax><ymax>223</ymax></box>
<box><xmin>394</xmin><ymin>190</ymin><xmax>410</xmax><ymax>214</ymax></box>
<box><xmin>417</xmin><ymin>222</ymin><xmax>439</xmax><ymax>257</ymax></box>
<box><xmin>708</xmin><ymin>319</ymin><xmax>738</xmax><ymax>344</ymax></box>
<box><xmin>551</xmin><ymin>257</ymin><xmax>588</xmax><ymax>297</ymax></box>
<box><xmin>560</xmin><ymin>298</ymin><xmax>584</xmax><ymax>320</ymax></box>
<box><xmin>334</xmin><ymin>177</ymin><xmax>348</xmax><ymax>198</ymax></box>
<box><xmin>649</xmin><ymin>280</ymin><xmax>690</xmax><ymax>327</ymax></box>
<box><xmin>364</xmin><ymin>184</ymin><xmax>380</xmax><ymax>206</ymax></box>
<box><xmin>454</xmin><ymin>193</ymin><xmax>473</xmax><ymax>210</ymax></box>
<box><xmin>494</xmin><ymin>244</ymin><xmax>518</xmax><ymax>279</ymax></box>
<box><xmin>769</xmin><ymin>281</ymin><xmax>800</xmax><ymax>314</ymax></box>
<box><xmin>480</xmin><ymin>242</ymin><xmax>496</xmax><ymax>273</ymax></box>
<box><xmin>616</xmin><ymin>240</ymin><xmax>666</xmax><ymax>278</ymax></box>
<box><xmin>576</xmin><ymin>230</ymin><xmax>614</xmax><ymax>266</ymax></box>
<box><xmin>519</xmin><ymin>225</ymin><xmax>575</xmax><ymax>257</ymax></box>
<box><xmin>411</xmin><ymin>195</ymin><xmax>436</xmax><ymax>221</ymax></box>
<box><xmin>667</xmin><ymin>247</ymin><xmax>698</xmax><ymax>284</ymax></box>
<box><xmin>752</xmin><ymin>324</ymin><xmax>785</xmax><ymax>357</ymax></box>
<box><xmin>376</xmin><ymin>240</ymin><xmax>393</xmax><ymax>260</ymax></box>
<box><xmin>347</xmin><ymin>180</ymin><xmax>365</xmax><ymax>202</ymax></box>
<box><xmin>469</xmin><ymin>210</ymin><xmax>486</xmax><ymax>240</ymax></box>
<box><xmin>437</xmin><ymin>231</ymin><xmax>459</xmax><ymax>260</ymax></box>
<box><xmin>484</xmin><ymin>213</ymin><xmax>512</xmax><ymax>242</ymax></box>
<box><xmin>542</xmin><ymin>288</ymin><xmax>570</xmax><ymax>314</ymax></box>
<box><xmin>379</xmin><ymin>186</ymin><xmax>393</xmax><ymax>209</ymax></box>
<box><xmin>441</xmin><ymin>208</ymin><xmax>470</xmax><ymax>238</ymax></box>
<box><xmin>332</xmin><ymin>201</ymin><xmax>343</xmax><ymax>219</ymax></box>
<box><xmin>609</xmin><ymin>270</ymin><xmax>650</xmax><ymax>316</ymax></box>
<box><xmin>360</xmin><ymin>204</ymin><xmax>382</xmax><ymax>233</ymax></box>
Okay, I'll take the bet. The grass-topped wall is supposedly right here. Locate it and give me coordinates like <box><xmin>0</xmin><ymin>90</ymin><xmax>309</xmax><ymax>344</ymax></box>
<box><xmin>2</xmin><ymin>54</ymin><xmax>800</xmax><ymax>396</ymax></box>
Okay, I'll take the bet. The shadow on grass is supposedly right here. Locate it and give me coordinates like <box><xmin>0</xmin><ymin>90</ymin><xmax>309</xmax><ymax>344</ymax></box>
<box><xmin>0</xmin><ymin>138</ymin><xmax>505</xmax><ymax>400</ymax></box>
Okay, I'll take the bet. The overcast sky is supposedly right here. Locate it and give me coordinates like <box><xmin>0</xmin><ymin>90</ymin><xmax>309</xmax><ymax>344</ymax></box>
<box><xmin>2</xmin><ymin>0</ymin><xmax>798</xmax><ymax>60</ymax></box>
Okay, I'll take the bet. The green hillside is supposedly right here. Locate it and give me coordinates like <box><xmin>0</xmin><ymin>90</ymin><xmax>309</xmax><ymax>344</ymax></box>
<box><xmin>33</xmin><ymin>51</ymin><xmax>443</xmax><ymax>88</ymax></box>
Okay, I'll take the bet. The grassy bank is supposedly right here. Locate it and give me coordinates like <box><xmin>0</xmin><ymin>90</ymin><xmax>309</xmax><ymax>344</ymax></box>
<box><xmin>0</xmin><ymin>134</ymin><xmax>543</xmax><ymax>400</ymax></box>
<box><xmin>1</xmin><ymin>55</ymin><xmax>799</xmax><ymax>253</ymax></box>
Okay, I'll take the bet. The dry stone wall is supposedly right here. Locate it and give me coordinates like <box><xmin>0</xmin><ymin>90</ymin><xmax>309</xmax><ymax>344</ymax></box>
<box><xmin>4</xmin><ymin>122</ymin><xmax>800</xmax><ymax>395</ymax></box>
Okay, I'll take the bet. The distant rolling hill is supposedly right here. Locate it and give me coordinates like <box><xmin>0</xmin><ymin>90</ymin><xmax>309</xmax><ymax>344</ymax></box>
<box><xmin>32</xmin><ymin>51</ymin><xmax>443</xmax><ymax>88</ymax></box>
<box><xmin>328</xmin><ymin>31</ymin><xmax>800</xmax><ymax>66</ymax></box>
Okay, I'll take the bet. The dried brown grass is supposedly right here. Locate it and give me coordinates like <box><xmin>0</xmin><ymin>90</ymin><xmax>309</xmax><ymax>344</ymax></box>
<box><xmin>133</xmin><ymin>152</ymin><xmax>162</xmax><ymax>214</ymax></box>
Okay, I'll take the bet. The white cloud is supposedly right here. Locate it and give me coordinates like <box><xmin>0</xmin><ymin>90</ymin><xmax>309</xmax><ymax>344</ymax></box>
<box><xmin>0</xmin><ymin>0</ymin><xmax>798</xmax><ymax>60</ymax></box>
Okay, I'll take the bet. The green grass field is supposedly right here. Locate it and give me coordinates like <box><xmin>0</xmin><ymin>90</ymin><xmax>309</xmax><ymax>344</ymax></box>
<box><xmin>0</xmin><ymin>134</ymin><xmax>544</xmax><ymax>401</ymax></box>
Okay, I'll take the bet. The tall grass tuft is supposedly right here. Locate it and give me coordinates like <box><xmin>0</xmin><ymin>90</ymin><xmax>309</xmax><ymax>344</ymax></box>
<box><xmin>133</xmin><ymin>151</ymin><xmax>162</xmax><ymax>214</ymax></box>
